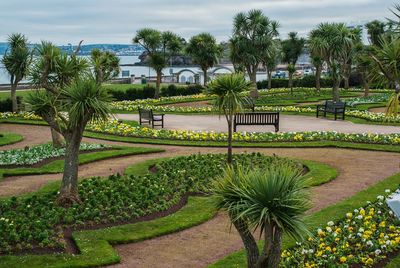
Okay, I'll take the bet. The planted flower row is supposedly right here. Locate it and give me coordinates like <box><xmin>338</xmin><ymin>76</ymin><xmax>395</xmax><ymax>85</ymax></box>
<box><xmin>281</xmin><ymin>190</ymin><xmax>400</xmax><ymax>267</ymax></box>
<box><xmin>87</xmin><ymin>120</ymin><xmax>400</xmax><ymax>145</ymax></box>
<box><xmin>0</xmin><ymin>143</ymin><xmax>108</xmax><ymax>166</ymax></box>
<box><xmin>0</xmin><ymin>153</ymin><xmax>295</xmax><ymax>253</ymax></box>
<box><xmin>346</xmin><ymin>94</ymin><xmax>391</xmax><ymax>107</ymax></box>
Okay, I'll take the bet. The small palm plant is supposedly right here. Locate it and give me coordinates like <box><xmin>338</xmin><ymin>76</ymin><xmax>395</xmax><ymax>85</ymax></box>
<box><xmin>207</xmin><ymin>74</ymin><xmax>252</xmax><ymax>163</ymax></box>
<box><xmin>213</xmin><ymin>162</ymin><xmax>311</xmax><ymax>268</ymax></box>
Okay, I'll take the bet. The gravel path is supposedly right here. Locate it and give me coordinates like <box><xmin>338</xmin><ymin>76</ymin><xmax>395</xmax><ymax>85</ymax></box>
<box><xmin>1</xmin><ymin>123</ymin><xmax>400</xmax><ymax>267</ymax></box>
<box><xmin>116</xmin><ymin>113</ymin><xmax>400</xmax><ymax>134</ymax></box>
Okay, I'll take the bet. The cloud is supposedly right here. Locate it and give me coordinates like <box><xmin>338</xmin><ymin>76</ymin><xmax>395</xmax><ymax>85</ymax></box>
<box><xmin>0</xmin><ymin>0</ymin><xmax>396</xmax><ymax>44</ymax></box>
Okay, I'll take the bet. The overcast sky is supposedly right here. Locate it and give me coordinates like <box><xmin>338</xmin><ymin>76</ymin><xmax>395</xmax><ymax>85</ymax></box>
<box><xmin>0</xmin><ymin>0</ymin><xmax>397</xmax><ymax>45</ymax></box>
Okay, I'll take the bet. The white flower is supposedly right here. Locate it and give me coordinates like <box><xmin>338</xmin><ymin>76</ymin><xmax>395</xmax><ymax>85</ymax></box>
<box><xmin>326</xmin><ymin>227</ymin><xmax>332</xmax><ymax>233</ymax></box>
<box><xmin>385</xmin><ymin>189</ymin><xmax>391</xmax><ymax>193</ymax></box>
<box><xmin>356</xmin><ymin>215</ymin><xmax>363</xmax><ymax>220</ymax></box>
<box><xmin>366</xmin><ymin>240</ymin><xmax>374</xmax><ymax>247</ymax></box>
<box><xmin>327</xmin><ymin>221</ymin><xmax>334</xmax><ymax>226</ymax></box>
<box><xmin>377</xmin><ymin>195</ymin><xmax>385</xmax><ymax>201</ymax></box>
<box><xmin>375</xmin><ymin>249</ymin><xmax>382</xmax><ymax>255</ymax></box>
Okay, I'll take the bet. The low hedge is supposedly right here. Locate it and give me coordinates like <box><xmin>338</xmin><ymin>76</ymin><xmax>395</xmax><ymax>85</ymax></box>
<box><xmin>108</xmin><ymin>84</ymin><xmax>204</xmax><ymax>101</ymax></box>
<box><xmin>0</xmin><ymin>97</ymin><xmax>23</xmax><ymax>112</ymax></box>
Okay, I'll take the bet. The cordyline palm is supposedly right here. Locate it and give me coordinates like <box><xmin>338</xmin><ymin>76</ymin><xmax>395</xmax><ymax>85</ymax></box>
<box><xmin>29</xmin><ymin>41</ymin><xmax>88</xmax><ymax>148</ymax></box>
<box><xmin>341</xmin><ymin>28</ymin><xmax>362</xmax><ymax>89</ymax></box>
<box><xmin>207</xmin><ymin>74</ymin><xmax>252</xmax><ymax>164</ymax></box>
<box><xmin>369</xmin><ymin>37</ymin><xmax>400</xmax><ymax>116</ymax></box>
<box><xmin>354</xmin><ymin>44</ymin><xmax>374</xmax><ymax>97</ymax></box>
<box><xmin>133</xmin><ymin>28</ymin><xmax>183</xmax><ymax>98</ymax></box>
<box><xmin>186</xmin><ymin>33</ymin><xmax>223</xmax><ymax>86</ymax></box>
<box><xmin>213</xmin><ymin>163</ymin><xmax>311</xmax><ymax>268</ymax></box>
<box><xmin>365</xmin><ymin>20</ymin><xmax>387</xmax><ymax>46</ymax></box>
<box><xmin>90</xmin><ymin>48</ymin><xmax>120</xmax><ymax>84</ymax></box>
<box><xmin>309</xmin><ymin>23</ymin><xmax>357</xmax><ymax>101</ymax></box>
<box><xmin>281</xmin><ymin>32</ymin><xmax>305</xmax><ymax>93</ymax></box>
<box><xmin>26</xmin><ymin>77</ymin><xmax>112</xmax><ymax>206</ymax></box>
<box><xmin>1</xmin><ymin>33</ymin><xmax>32</xmax><ymax>112</ymax></box>
<box><xmin>230</xmin><ymin>9</ymin><xmax>279</xmax><ymax>95</ymax></box>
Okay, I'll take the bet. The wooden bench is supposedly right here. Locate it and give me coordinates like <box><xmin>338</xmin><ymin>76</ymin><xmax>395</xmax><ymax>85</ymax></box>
<box><xmin>234</xmin><ymin>112</ymin><xmax>279</xmax><ymax>132</ymax></box>
<box><xmin>316</xmin><ymin>101</ymin><xmax>346</xmax><ymax>120</ymax></box>
<box><xmin>138</xmin><ymin>108</ymin><xmax>165</xmax><ymax>128</ymax></box>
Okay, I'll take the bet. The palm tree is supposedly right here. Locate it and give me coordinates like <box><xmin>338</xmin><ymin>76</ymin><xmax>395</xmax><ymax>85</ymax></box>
<box><xmin>207</xmin><ymin>74</ymin><xmax>252</xmax><ymax>164</ymax></box>
<box><xmin>369</xmin><ymin>37</ymin><xmax>400</xmax><ymax>116</ymax></box>
<box><xmin>29</xmin><ymin>41</ymin><xmax>88</xmax><ymax>148</ymax></box>
<box><xmin>281</xmin><ymin>32</ymin><xmax>305</xmax><ymax>92</ymax></box>
<box><xmin>186</xmin><ymin>33</ymin><xmax>223</xmax><ymax>86</ymax></box>
<box><xmin>26</xmin><ymin>78</ymin><xmax>112</xmax><ymax>206</ymax></box>
<box><xmin>90</xmin><ymin>48</ymin><xmax>120</xmax><ymax>84</ymax></box>
<box><xmin>309</xmin><ymin>23</ymin><xmax>357</xmax><ymax>101</ymax></box>
<box><xmin>310</xmin><ymin>54</ymin><xmax>324</xmax><ymax>92</ymax></box>
<box><xmin>213</xmin><ymin>163</ymin><xmax>311</xmax><ymax>268</ymax></box>
<box><xmin>341</xmin><ymin>28</ymin><xmax>362</xmax><ymax>89</ymax></box>
<box><xmin>354</xmin><ymin>44</ymin><xmax>374</xmax><ymax>97</ymax></box>
<box><xmin>365</xmin><ymin>20</ymin><xmax>387</xmax><ymax>46</ymax></box>
<box><xmin>1</xmin><ymin>33</ymin><xmax>32</xmax><ymax>112</ymax></box>
<box><xmin>133</xmin><ymin>29</ymin><xmax>183</xmax><ymax>98</ymax></box>
<box><xmin>262</xmin><ymin>40</ymin><xmax>281</xmax><ymax>89</ymax></box>
<box><xmin>230</xmin><ymin>9</ymin><xmax>279</xmax><ymax>95</ymax></box>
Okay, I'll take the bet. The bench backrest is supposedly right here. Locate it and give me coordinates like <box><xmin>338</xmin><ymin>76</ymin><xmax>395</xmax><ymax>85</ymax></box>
<box><xmin>325</xmin><ymin>100</ymin><xmax>346</xmax><ymax>110</ymax></box>
<box><xmin>235</xmin><ymin>112</ymin><xmax>279</xmax><ymax>124</ymax></box>
<box><xmin>138</xmin><ymin>108</ymin><xmax>153</xmax><ymax>120</ymax></box>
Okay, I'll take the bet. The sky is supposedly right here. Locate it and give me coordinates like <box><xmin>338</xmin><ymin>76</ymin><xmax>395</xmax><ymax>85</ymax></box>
<box><xmin>0</xmin><ymin>0</ymin><xmax>397</xmax><ymax>45</ymax></box>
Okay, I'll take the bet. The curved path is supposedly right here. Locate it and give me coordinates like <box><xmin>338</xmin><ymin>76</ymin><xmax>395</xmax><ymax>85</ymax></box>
<box><xmin>116</xmin><ymin>113</ymin><xmax>400</xmax><ymax>134</ymax></box>
<box><xmin>1</xmin><ymin>123</ymin><xmax>400</xmax><ymax>267</ymax></box>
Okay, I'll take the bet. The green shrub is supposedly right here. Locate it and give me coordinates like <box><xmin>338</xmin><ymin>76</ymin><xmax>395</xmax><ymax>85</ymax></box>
<box><xmin>0</xmin><ymin>97</ymin><xmax>22</xmax><ymax>112</ymax></box>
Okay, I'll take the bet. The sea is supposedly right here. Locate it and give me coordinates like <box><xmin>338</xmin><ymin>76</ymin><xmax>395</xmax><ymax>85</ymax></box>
<box><xmin>0</xmin><ymin>55</ymin><xmax>268</xmax><ymax>85</ymax></box>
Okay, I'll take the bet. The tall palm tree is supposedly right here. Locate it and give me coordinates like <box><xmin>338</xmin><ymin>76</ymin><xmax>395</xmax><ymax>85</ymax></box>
<box><xmin>310</xmin><ymin>54</ymin><xmax>324</xmax><ymax>92</ymax></box>
<box><xmin>1</xmin><ymin>33</ymin><xmax>32</xmax><ymax>112</ymax></box>
<box><xmin>133</xmin><ymin>29</ymin><xmax>183</xmax><ymax>98</ymax></box>
<box><xmin>281</xmin><ymin>32</ymin><xmax>305</xmax><ymax>92</ymax></box>
<box><xmin>230</xmin><ymin>9</ymin><xmax>279</xmax><ymax>95</ymax></box>
<box><xmin>207</xmin><ymin>74</ymin><xmax>252</xmax><ymax>163</ymax></box>
<box><xmin>186</xmin><ymin>33</ymin><xmax>223</xmax><ymax>86</ymax></box>
<box><xmin>341</xmin><ymin>28</ymin><xmax>362</xmax><ymax>89</ymax></box>
<box><xmin>26</xmin><ymin>78</ymin><xmax>112</xmax><ymax>206</ymax></box>
<box><xmin>90</xmin><ymin>48</ymin><xmax>120</xmax><ymax>84</ymax></box>
<box><xmin>354</xmin><ymin>44</ymin><xmax>374</xmax><ymax>97</ymax></box>
<box><xmin>213</xmin><ymin>163</ymin><xmax>311</xmax><ymax>268</ymax></box>
<box><xmin>309</xmin><ymin>23</ymin><xmax>357</xmax><ymax>101</ymax></box>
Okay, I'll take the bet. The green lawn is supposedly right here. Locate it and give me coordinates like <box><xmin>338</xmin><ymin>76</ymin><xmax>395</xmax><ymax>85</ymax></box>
<box><xmin>0</xmin><ymin>145</ymin><xmax>164</xmax><ymax>180</ymax></box>
<box><xmin>0</xmin><ymin>90</ymin><xmax>36</xmax><ymax>101</ymax></box>
<box><xmin>0</xmin><ymin>132</ymin><xmax>23</xmax><ymax>146</ymax></box>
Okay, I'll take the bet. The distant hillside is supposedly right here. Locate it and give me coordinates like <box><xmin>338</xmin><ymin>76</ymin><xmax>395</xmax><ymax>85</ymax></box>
<box><xmin>0</xmin><ymin>43</ymin><xmax>144</xmax><ymax>56</ymax></box>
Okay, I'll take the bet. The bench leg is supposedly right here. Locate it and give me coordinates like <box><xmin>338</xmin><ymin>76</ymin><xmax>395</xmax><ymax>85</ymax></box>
<box><xmin>316</xmin><ymin>110</ymin><xmax>319</xmax><ymax>118</ymax></box>
<box><xmin>343</xmin><ymin>112</ymin><xmax>345</xmax><ymax>120</ymax></box>
<box><xmin>334</xmin><ymin>113</ymin><xmax>337</xmax><ymax>120</ymax></box>
<box><xmin>275</xmin><ymin>124</ymin><xmax>279</xmax><ymax>133</ymax></box>
<box><xmin>233</xmin><ymin>124</ymin><xmax>237</xmax><ymax>132</ymax></box>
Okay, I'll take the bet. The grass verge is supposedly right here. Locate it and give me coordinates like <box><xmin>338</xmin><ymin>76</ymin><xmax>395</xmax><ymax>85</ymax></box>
<box><xmin>0</xmin><ymin>132</ymin><xmax>23</xmax><ymax>146</ymax></box>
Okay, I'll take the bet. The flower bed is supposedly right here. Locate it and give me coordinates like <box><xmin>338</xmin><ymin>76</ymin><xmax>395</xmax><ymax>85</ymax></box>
<box><xmin>281</xmin><ymin>190</ymin><xmax>400</xmax><ymax>267</ymax></box>
<box><xmin>87</xmin><ymin>120</ymin><xmax>400</xmax><ymax>145</ymax></box>
<box><xmin>346</xmin><ymin>94</ymin><xmax>390</xmax><ymax>107</ymax></box>
<box><xmin>0</xmin><ymin>143</ymin><xmax>108</xmax><ymax>166</ymax></box>
<box><xmin>0</xmin><ymin>153</ymin><xmax>296</xmax><ymax>253</ymax></box>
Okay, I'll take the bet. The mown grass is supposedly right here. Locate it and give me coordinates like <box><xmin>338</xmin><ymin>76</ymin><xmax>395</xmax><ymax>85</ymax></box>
<box><xmin>0</xmin><ymin>132</ymin><xmax>23</xmax><ymax>146</ymax></box>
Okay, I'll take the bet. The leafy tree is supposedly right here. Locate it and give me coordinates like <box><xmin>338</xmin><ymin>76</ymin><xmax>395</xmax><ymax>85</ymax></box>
<box><xmin>186</xmin><ymin>33</ymin><xmax>223</xmax><ymax>86</ymax></box>
<box><xmin>207</xmin><ymin>74</ymin><xmax>252</xmax><ymax>164</ymax></box>
<box><xmin>310</xmin><ymin>54</ymin><xmax>324</xmax><ymax>92</ymax></box>
<box><xmin>281</xmin><ymin>32</ymin><xmax>305</xmax><ymax>92</ymax></box>
<box><xmin>230</xmin><ymin>9</ymin><xmax>279</xmax><ymax>95</ymax></box>
<box><xmin>213</xmin><ymin>163</ymin><xmax>311</xmax><ymax>268</ymax></box>
<box><xmin>341</xmin><ymin>28</ymin><xmax>362</xmax><ymax>89</ymax></box>
<box><xmin>1</xmin><ymin>33</ymin><xmax>32</xmax><ymax>112</ymax></box>
<box><xmin>309</xmin><ymin>23</ymin><xmax>358</xmax><ymax>101</ymax></box>
<box><xmin>354</xmin><ymin>44</ymin><xmax>374</xmax><ymax>96</ymax></box>
<box><xmin>262</xmin><ymin>40</ymin><xmax>281</xmax><ymax>89</ymax></box>
<box><xmin>133</xmin><ymin>29</ymin><xmax>183</xmax><ymax>98</ymax></box>
<box><xmin>365</xmin><ymin>20</ymin><xmax>387</xmax><ymax>46</ymax></box>
<box><xmin>90</xmin><ymin>48</ymin><xmax>120</xmax><ymax>84</ymax></box>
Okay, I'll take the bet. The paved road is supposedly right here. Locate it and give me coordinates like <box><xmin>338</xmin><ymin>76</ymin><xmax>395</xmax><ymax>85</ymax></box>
<box><xmin>116</xmin><ymin>113</ymin><xmax>400</xmax><ymax>134</ymax></box>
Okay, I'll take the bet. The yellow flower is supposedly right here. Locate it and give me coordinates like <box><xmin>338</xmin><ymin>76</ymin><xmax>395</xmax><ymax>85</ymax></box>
<box><xmin>340</xmin><ymin>256</ymin><xmax>347</xmax><ymax>263</ymax></box>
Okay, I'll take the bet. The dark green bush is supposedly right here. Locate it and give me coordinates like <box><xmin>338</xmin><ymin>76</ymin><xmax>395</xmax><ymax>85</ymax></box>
<box><xmin>0</xmin><ymin>97</ymin><xmax>22</xmax><ymax>112</ymax></box>
<box><xmin>109</xmin><ymin>84</ymin><xmax>204</xmax><ymax>101</ymax></box>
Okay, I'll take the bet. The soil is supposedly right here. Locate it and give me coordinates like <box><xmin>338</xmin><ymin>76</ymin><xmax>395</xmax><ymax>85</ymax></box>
<box><xmin>1</xmin><ymin>123</ymin><xmax>400</xmax><ymax>268</ymax></box>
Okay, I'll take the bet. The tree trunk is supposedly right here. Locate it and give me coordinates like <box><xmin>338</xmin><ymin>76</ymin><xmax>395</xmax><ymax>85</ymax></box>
<box><xmin>288</xmin><ymin>72</ymin><xmax>294</xmax><ymax>95</ymax></box>
<box><xmin>332</xmin><ymin>77</ymin><xmax>340</xmax><ymax>102</ymax></box>
<box><xmin>315</xmin><ymin>66</ymin><xmax>321</xmax><ymax>93</ymax></box>
<box><xmin>233</xmin><ymin>218</ymin><xmax>259</xmax><ymax>268</ymax></box>
<box><xmin>155</xmin><ymin>70</ymin><xmax>162</xmax><ymax>99</ymax></box>
<box><xmin>203</xmin><ymin>68</ymin><xmax>208</xmax><ymax>86</ymax></box>
<box><xmin>267</xmin><ymin>71</ymin><xmax>272</xmax><ymax>89</ymax></box>
<box><xmin>256</xmin><ymin>224</ymin><xmax>273</xmax><ymax>268</ymax></box>
<box><xmin>57</xmin><ymin>131</ymin><xmax>82</xmax><ymax>207</ymax></box>
<box><xmin>361</xmin><ymin>73</ymin><xmax>369</xmax><ymax>97</ymax></box>
<box><xmin>267</xmin><ymin>226</ymin><xmax>283</xmax><ymax>268</ymax></box>
<box><xmin>227</xmin><ymin>118</ymin><xmax>233</xmax><ymax>164</ymax></box>
<box><xmin>395</xmin><ymin>81</ymin><xmax>400</xmax><ymax>94</ymax></box>
<box><xmin>51</xmin><ymin>128</ymin><xmax>64</xmax><ymax>148</ymax></box>
<box><xmin>344</xmin><ymin>77</ymin><xmax>350</xmax><ymax>90</ymax></box>
<box><xmin>11</xmin><ymin>83</ymin><xmax>18</xmax><ymax>112</ymax></box>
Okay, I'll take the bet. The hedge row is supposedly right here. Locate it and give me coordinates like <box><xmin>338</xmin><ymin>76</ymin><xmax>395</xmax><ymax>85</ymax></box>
<box><xmin>0</xmin><ymin>97</ymin><xmax>22</xmax><ymax>113</ymax></box>
<box><xmin>108</xmin><ymin>84</ymin><xmax>204</xmax><ymax>101</ymax></box>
